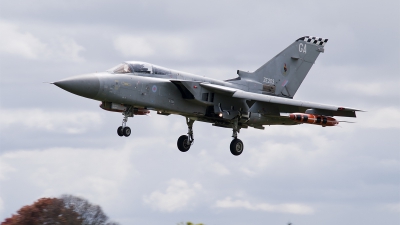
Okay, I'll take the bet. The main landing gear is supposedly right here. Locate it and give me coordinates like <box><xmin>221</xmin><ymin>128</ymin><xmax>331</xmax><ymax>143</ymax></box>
<box><xmin>176</xmin><ymin>116</ymin><xmax>244</xmax><ymax>156</ymax></box>
<box><xmin>117</xmin><ymin>107</ymin><xmax>133</xmax><ymax>137</ymax></box>
<box><xmin>230</xmin><ymin>117</ymin><xmax>244</xmax><ymax>156</ymax></box>
<box><xmin>177</xmin><ymin>117</ymin><xmax>195</xmax><ymax>152</ymax></box>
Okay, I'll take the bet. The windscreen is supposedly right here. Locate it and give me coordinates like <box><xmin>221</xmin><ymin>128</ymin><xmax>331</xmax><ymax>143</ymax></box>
<box><xmin>107</xmin><ymin>62</ymin><xmax>153</xmax><ymax>74</ymax></box>
<box><xmin>129</xmin><ymin>62</ymin><xmax>152</xmax><ymax>74</ymax></box>
<box><xmin>107</xmin><ymin>63</ymin><xmax>132</xmax><ymax>74</ymax></box>
<box><xmin>153</xmin><ymin>65</ymin><xmax>171</xmax><ymax>75</ymax></box>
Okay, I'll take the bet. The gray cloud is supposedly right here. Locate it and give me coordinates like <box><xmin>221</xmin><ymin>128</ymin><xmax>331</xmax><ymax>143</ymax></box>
<box><xmin>0</xmin><ymin>0</ymin><xmax>399</xmax><ymax>224</ymax></box>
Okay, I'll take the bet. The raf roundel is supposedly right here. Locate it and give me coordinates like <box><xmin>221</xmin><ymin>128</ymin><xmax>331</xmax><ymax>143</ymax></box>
<box><xmin>152</xmin><ymin>85</ymin><xmax>157</xmax><ymax>93</ymax></box>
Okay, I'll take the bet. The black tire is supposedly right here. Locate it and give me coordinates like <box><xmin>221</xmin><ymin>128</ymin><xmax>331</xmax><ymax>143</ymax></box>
<box><xmin>117</xmin><ymin>126</ymin><xmax>123</xmax><ymax>137</ymax></box>
<box><xmin>230</xmin><ymin>139</ymin><xmax>244</xmax><ymax>156</ymax></box>
<box><xmin>123</xmin><ymin>127</ymin><xmax>131</xmax><ymax>137</ymax></box>
<box><xmin>177</xmin><ymin>135</ymin><xmax>191</xmax><ymax>152</ymax></box>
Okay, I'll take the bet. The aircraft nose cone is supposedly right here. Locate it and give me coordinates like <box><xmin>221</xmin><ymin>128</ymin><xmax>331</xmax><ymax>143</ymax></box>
<box><xmin>54</xmin><ymin>74</ymin><xmax>100</xmax><ymax>99</ymax></box>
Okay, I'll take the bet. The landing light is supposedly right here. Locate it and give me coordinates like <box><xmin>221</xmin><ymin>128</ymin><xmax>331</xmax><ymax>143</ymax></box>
<box><xmin>219</xmin><ymin>112</ymin><xmax>223</xmax><ymax>117</ymax></box>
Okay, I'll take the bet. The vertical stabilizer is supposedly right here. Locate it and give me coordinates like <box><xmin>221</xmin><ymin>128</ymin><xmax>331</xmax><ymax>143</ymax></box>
<box><xmin>238</xmin><ymin>36</ymin><xmax>328</xmax><ymax>98</ymax></box>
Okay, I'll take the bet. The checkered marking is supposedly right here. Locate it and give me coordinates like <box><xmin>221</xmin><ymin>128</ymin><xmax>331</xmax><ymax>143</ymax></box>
<box><xmin>297</xmin><ymin>36</ymin><xmax>328</xmax><ymax>46</ymax></box>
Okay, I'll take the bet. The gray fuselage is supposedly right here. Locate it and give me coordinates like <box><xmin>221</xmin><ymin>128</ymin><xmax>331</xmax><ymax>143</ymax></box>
<box><xmin>55</xmin><ymin>62</ymin><xmax>294</xmax><ymax>130</ymax></box>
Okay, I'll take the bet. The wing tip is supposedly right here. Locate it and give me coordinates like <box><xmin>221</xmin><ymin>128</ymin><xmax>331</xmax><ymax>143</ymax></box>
<box><xmin>338</xmin><ymin>107</ymin><xmax>365</xmax><ymax>112</ymax></box>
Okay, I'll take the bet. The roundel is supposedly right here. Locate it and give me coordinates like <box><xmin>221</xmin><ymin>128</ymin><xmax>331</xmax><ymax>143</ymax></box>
<box><xmin>152</xmin><ymin>85</ymin><xmax>158</xmax><ymax>93</ymax></box>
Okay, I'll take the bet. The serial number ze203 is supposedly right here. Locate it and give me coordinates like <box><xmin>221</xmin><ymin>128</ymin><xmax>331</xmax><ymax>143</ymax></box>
<box><xmin>263</xmin><ymin>77</ymin><xmax>274</xmax><ymax>84</ymax></box>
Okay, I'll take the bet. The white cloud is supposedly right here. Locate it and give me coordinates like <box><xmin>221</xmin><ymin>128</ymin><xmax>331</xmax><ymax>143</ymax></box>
<box><xmin>325</xmin><ymin>65</ymin><xmax>399</xmax><ymax>98</ymax></box>
<box><xmin>339</xmin><ymin>82</ymin><xmax>386</xmax><ymax>97</ymax></box>
<box><xmin>0</xmin><ymin>1</ymin><xmax>398</xmax><ymax>224</ymax></box>
<box><xmin>333</xmin><ymin>76</ymin><xmax>400</xmax><ymax>98</ymax></box>
<box><xmin>198</xmin><ymin>150</ymin><xmax>230</xmax><ymax>176</ymax></box>
<box><xmin>55</xmin><ymin>37</ymin><xmax>85</xmax><ymax>62</ymax></box>
<box><xmin>114</xmin><ymin>36</ymin><xmax>154</xmax><ymax>57</ymax></box>
<box><xmin>143</xmin><ymin>179</ymin><xmax>202</xmax><ymax>212</ymax></box>
<box><xmin>244</xmin><ymin>142</ymin><xmax>301</xmax><ymax>170</ymax></box>
<box><xmin>0</xmin><ymin>109</ymin><xmax>103</xmax><ymax>134</ymax></box>
<box><xmin>209</xmin><ymin>162</ymin><xmax>230</xmax><ymax>176</ymax></box>
<box><xmin>114</xmin><ymin>34</ymin><xmax>190</xmax><ymax>58</ymax></box>
<box><xmin>238</xmin><ymin>141</ymin><xmax>310</xmax><ymax>176</ymax></box>
<box><xmin>0</xmin><ymin>21</ymin><xmax>47</xmax><ymax>59</ymax></box>
<box><xmin>0</xmin><ymin>161</ymin><xmax>16</xmax><ymax>180</ymax></box>
<box><xmin>215</xmin><ymin>197</ymin><xmax>314</xmax><ymax>215</ymax></box>
<box><xmin>381</xmin><ymin>203</ymin><xmax>400</xmax><ymax>213</ymax></box>
<box><xmin>0</xmin><ymin>147</ymin><xmax>134</xmax><ymax>202</ymax></box>
<box><xmin>0</xmin><ymin>197</ymin><xmax>3</xmax><ymax>213</ymax></box>
<box><xmin>235</xmin><ymin>125</ymin><xmax>344</xmax><ymax>177</ymax></box>
<box><xmin>359</xmin><ymin>107</ymin><xmax>400</xmax><ymax>129</ymax></box>
<box><xmin>0</xmin><ymin>20</ymin><xmax>85</xmax><ymax>62</ymax></box>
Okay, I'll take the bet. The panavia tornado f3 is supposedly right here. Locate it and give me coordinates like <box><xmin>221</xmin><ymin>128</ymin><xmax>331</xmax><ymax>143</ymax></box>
<box><xmin>53</xmin><ymin>36</ymin><xmax>362</xmax><ymax>156</ymax></box>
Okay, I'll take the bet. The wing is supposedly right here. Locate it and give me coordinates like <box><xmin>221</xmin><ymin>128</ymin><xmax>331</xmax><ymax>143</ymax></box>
<box><xmin>200</xmin><ymin>83</ymin><xmax>362</xmax><ymax>117</ymax></box>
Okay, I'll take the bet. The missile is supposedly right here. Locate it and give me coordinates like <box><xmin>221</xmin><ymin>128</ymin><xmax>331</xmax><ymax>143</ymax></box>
<box><xmin>289</xmin><ymin>113</ymin><xmax>338</xmax><ymax>127</ymax></box>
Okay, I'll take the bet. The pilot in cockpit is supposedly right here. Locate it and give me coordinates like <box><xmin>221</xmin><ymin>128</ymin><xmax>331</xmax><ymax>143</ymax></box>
<box><xmin>110</xmin><ymin>63</ymin><xmax>132</xmax><ymax>73</ymax></box>
<box><xmin>123</xmin><ymin>64</ymin><xmax>131</xmax><ymax>73</ymax></box>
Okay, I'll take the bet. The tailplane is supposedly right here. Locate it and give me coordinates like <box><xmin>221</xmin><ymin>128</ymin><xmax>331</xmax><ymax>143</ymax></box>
<box><xmin>237</xmin><ymin>36</ymin><xmax>328</xmax><ymax>98</ymax></box>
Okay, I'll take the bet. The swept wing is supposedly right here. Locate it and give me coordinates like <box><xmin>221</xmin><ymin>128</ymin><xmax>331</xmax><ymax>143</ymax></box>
<box><xmin>200</xmin><ymin>83</ymin><xmax>362</xmax><ymax>117</ymax></box>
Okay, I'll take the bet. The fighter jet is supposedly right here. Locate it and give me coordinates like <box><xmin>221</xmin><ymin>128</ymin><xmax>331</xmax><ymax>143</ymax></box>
<box><xmin>53</xmin><ymin>36</ymin><xmax>361</xmax><ymax>156</ymax></box>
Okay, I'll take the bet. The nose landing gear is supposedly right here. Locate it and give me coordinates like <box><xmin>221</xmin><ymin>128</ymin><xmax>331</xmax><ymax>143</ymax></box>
<box><xmin>117</xmin><ymin>107</ymin><xmax>133</xmax><ymax>137</ymax></box>
<box><xmin>177</xmin><ymin>117</ymin><xmax>195</xmax><ymax>152</ymax></box>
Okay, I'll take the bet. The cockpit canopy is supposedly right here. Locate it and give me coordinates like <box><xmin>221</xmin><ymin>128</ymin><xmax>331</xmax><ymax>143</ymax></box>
<box><xmin>107</xmin><ymin>61</ymin><xmax>171</xmax><ymax>75</ymax></box>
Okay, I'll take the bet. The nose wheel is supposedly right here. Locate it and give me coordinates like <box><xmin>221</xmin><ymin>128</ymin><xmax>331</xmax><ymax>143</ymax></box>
<box><xmin>117</xmin><ymin>106</ymin><xmax>133</xmax><ymax>137</ymax></box>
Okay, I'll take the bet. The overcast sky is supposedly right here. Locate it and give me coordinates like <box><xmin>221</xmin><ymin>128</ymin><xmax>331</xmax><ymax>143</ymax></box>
<box><xmin>0</xmin><ymin>0</ymin><xmax>399</xmax><ymax>224</ymax></box>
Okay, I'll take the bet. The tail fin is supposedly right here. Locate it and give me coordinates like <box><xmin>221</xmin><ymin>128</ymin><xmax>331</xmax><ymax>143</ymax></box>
<box><xmin>238</xmin><ymin>36</ymin><xmax>328</xmax><ymax>98</ymax></box>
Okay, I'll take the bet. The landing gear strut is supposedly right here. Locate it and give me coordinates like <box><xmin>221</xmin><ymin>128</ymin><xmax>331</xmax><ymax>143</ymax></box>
<box><xmin>117</xmin><ymin>106</ymin><xmax>133</xmax><ymax>137</ymax></box>
<box><xmin>177</xmin><ymin>117</ymin><xmax>195</xmax><ymax>152</ymax></box>
<box><xmin>175</xmin><ymin>116</ymin><xmax>244</xmax><ymax>156</ymax></box>
<box><xmin>230</xmin><ymin>117</ymin><xmax>244</xmax><ymax>156</ymax></box>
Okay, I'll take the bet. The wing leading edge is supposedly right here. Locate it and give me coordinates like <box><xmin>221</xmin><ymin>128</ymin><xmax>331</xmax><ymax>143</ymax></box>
<box><xmin>200</xmin><ymin>83</ymin><xmax>362</xmax><ymax>117</ymax></box>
